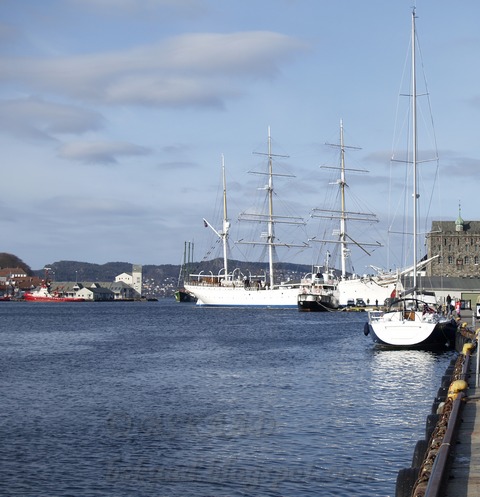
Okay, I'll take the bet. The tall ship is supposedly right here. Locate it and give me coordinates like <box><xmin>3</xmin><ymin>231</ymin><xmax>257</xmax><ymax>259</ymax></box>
<box><xmin>309</xmin><ymin>120</ymin><xmax>399</xmax><ymax>308</ymax></box>
<box><xmin>184</xmin><ymin>131</ymin><xmax>307</xmax><ymax>307</ymax></box>
<box><xmin>365</xmin><ymin>8</ymin><xmax>457</xmax><ymax>349</ymax></box>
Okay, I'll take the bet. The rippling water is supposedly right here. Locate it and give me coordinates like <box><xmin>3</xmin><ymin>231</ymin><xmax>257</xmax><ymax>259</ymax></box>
<box><xmin>0</xmin><ymin>300</ymin><xmax>455</xmax><ymax>496</ymax></box>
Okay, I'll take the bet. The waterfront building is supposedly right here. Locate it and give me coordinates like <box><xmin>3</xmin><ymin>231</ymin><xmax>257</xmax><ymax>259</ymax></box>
<box><xmin>115</xmin><ymin>264</ymin><xmax>142</xmax><ymax>296</ymax></box>
<box><xmin>425</xmin><ymin>210</ymin><xmax>480</xmax><ymax>314</ymax></box>
<box><xmin>426</xmin><ymin>214</ymin><xmax>480</xmax><ymax>278</ymax></box>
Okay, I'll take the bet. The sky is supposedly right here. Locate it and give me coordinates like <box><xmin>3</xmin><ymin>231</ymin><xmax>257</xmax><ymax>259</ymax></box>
<box><xmin>1</xmin><ymin>0</ymin><xmax>480</xmax><ymax>273</ymax></box>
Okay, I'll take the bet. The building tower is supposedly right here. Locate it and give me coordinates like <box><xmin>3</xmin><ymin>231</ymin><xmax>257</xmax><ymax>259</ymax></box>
<box><xmin>132</xmin><ymin>264</ymin><xmax>142</xmax><ymax>297</ymax></box>
<box><xmin>455</xmin><ymin>202</ymin><xmax>465</xmax><ymax>232</ymax></box>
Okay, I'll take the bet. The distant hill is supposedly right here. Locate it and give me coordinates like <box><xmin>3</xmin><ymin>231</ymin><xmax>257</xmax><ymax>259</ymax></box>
<box><xmin>33</xmin><ymin>261</ymin><xmax>141</xmax><ymax>281</ymax></box>
<box><xmin>0</xmin><ymin>252</ymin><xmax>33</xmax><ymax>276</ymax></box>
<box><xmin>1</xmin><ymin>252</ymin><xmax>349</xmax><ymax>298</ymax></box>
<box><xmin>32</xmin><ymin>259</ymin><xmax>316</xmax><ymax>283</ymax></box>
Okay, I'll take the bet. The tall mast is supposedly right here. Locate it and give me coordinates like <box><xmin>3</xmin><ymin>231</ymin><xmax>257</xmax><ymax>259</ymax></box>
<box><xmin>267</xmin><ymin>126</ymin><xmax>275</xmax><ymax>288</ymax></box>
<box><xmin>311</xmin><ymin>121</ymin><xmax>379</xmax><ymax>276</ymax></box>
<box><xmin>339</xmin><ymin>119</ymin><xmax>347</xmax><ymax>278</ymax></box>
<box><xmin>202</xmin><ymin>155</ymin><xmax>230</xmax><ymax>279</ymax></box>
<box><xmin>238</xmin><ymin>128</ymin><xmax>305</xmax><ymax>286</ymax></box>
<box><xmin>411</xmin><ymin>8</ymin><xmax>418</xmax><ymax>294</ymax></box>
<box><xmin>221</xmin><ymin>154</ymin><xmax>230</xmax><ymax>278</ymax></box>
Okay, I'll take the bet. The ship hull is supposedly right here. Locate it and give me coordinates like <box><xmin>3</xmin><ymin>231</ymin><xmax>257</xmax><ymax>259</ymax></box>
<box><xmin>337</xmin><ymin>277</ymin><xmax>397</xmax><ymax>308</ymax></box>
<box><xmin>297</xmin><ymin>293</ymin><xmax>338</xmax><ymax>312</ymax></box>
<box><xmin>24</xmin><ymin>293</ymin><xmax>85</xmax><ymax>302</ymax></box>
<box><xmin>184</xmin><ymin>283</ymin><xmax>299</xmax><ymax>308</ymax></box>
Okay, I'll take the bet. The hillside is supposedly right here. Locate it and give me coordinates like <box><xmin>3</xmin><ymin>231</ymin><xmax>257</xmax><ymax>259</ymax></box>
<box><xmin>27</xmin><ymin>258</ymin><xmax>317</xmax><ymax>298</ymax></box>
<box><xmin>32</xmin><ymin>259</ymin><xmax>315</xmax><ymax>283</ymax></box>
<box><xmin>0</xmin><ymin>252</ymin><xmax>33</xmax><ymax>276</ymax></box>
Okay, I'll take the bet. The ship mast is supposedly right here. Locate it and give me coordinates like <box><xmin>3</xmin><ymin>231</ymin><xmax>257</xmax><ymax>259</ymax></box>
<box><xmin>310</xmin><ymin>120</ymin><xmax>380</xmax><ymax>277</ymax></box>
<box><xmin>411</xmin><ymin>8</ymin><xmax>418</xmax><ymax>295</ymax></box>
<box><xmin>221</xmin><ymin>154</ymin><xmax>230</xmax><ymax>279</ymax></box>
<box><xmin>267</xmin><ymin>126</ymin><xmax>275</xmax><ymax>288</ymax></box>
<box><xmin>238</xmin><ymin>127</ymin><xmax>306</xmax><ymax>287</ymax></box>
<box><xmin>202</xmin><ymin>155</ymin><xmax>230</xmax><ymax>279</ymax></box>
<box><xmin>339</xmin><ymin>120</ymin><xmax>347</xmax><ymax>278</ymax></box>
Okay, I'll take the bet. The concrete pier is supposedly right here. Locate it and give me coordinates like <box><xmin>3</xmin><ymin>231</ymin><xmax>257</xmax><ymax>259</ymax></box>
<box><xmin>443</xmin><ymin>350</ymin><xmax>480</xmax><ymax>496</ymax></box>
<box><xmin>395</xmin><ymin>319</ymin><xmax>480</xmax><ymax>497</ymax></box>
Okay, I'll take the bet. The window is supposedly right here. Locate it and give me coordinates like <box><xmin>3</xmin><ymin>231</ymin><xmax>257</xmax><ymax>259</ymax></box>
<box><xmin>448</xmin><ymin>256</ymin><xmax>453</xmax><ymax>264</ymax></box>
<box><xmin>465</xmin><ymin>256</ymin><xmax>470</xmax><ymax>265</ymax></box>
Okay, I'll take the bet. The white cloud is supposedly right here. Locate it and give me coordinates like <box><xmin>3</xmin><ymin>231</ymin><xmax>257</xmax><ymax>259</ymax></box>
<box><xmin>0</xmin><ymin>97</ymin><xmax>104</xmax><ymax>140</ymax></box>
<box><xmin>0</xmin><ymin>31</ymin><xmax>307</xmax><ymax>108</ymax></box>
<box><xmin>68</xmin><ymin>0</ymin><xmax>206</xmax><ymax>17</ymax></box>
<box><xmin>58</xmin><ymin>140</ymin><xmax>151</xmax><ymax>164</ymax></box>
<box><xmin>39</xmin><ymin>195</ymin><xmax>148</xmax><ymax>220</ymax></box>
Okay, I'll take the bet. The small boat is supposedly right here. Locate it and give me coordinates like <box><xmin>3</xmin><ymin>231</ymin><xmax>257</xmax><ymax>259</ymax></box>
<box><xmin>365</xmin><ymin>8</ymin><xmax>457</xmax><ymax>349</ymax></box>
<box><xmin>366</xmin><ymin>294</ymin><xmax>457</xmax><ymax>349</ymax></box>
<box><xmin>174</xmin><ymin>289</ymin><xmax>197</xmax><ymax>303</ymax></box>
<box><xmin>24</xmin><ymin>269</ymin><xmax>85</xmax><ymax>302</ymax></box>
<box><xmin>298</xmin><ymin>255</ymin><xmax>339</xmax><ymax>312</ymax></box>
<box><xmin>298</xmin><ymin>292</ymin><xmax>338</xmax><ymax>312</ymax></box>
<box><xmin>24</xmin><ymin>284</ymin><xmax>85</xmax><ymax>302</ymax></box>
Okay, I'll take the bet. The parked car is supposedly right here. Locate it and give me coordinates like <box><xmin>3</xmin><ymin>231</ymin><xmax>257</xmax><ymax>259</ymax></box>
<box><xmin>355</xmin><ymin>298</ymin><xmax>366</xmax><ymax>307</ymax></box>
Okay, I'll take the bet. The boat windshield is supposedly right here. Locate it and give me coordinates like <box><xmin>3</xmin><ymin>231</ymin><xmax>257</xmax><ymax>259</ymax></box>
<box><xmin>388</xmin><ymin>298</ymin><xmax>435</xmax><ymax>313</ymax></box>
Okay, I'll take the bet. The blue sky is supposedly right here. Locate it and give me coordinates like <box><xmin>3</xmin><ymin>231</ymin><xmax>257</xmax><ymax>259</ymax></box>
<box><xmin>1</xmin><ymin>0</ymin><xmax>479</xmax><ymax>273</ymax></box>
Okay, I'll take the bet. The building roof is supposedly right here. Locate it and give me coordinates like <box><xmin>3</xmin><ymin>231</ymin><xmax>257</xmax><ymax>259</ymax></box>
<box><xmin>0</xmin><ymin>267</ymin><xmax>28</xmax><ymax>277</ymax></box>
<box><xmin>431</xmin><ymin>220</ymin><xmax>480</xmax><ymax>233</ymax></box>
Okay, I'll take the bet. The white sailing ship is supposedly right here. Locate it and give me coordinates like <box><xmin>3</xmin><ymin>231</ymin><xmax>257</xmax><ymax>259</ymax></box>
<box><xmin>185</xmin><ymin>130</ymin><xmax>307</xmax><ymax>307</ymax></box>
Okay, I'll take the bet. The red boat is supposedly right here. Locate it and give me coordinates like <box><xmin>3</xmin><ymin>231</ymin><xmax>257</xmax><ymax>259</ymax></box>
<box><xmin>23</xmin><ymin>284</ymin><xmax>85</xmax><ymax>302</ymax></box>
<box><xmin>23</xmin><ymin>267</ymin><xmax>85</xmax><ymax>302</ymax></box>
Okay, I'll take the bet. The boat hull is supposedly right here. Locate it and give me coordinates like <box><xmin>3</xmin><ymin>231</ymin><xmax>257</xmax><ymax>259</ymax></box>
<box><xmin>297</xmin><ymin>293</ymin><xmax>338</xmax><ymax>312</ymax></box>
<box><xmin>337</xmin><ymin>277</ymin><xmax>397</xmax><ymax>308</ymax></box>
<box><xmin>174</xmin><ymin>290</ymin><xmax>197</xmax><ymax>303</ymax></box>
<box><xmin>366</xmin><ymin>311</ymin><xmax>457</xmax><ymax>350</ymax></box>
<box><xmin>184</xmin><ymin>283</ymin><xmax>299</xmax><ymax>308</ymax></box>
<box><xmin>24</xmin><ymin>293</ymin><xmax>85</xmax><ymax>302</ymax></box>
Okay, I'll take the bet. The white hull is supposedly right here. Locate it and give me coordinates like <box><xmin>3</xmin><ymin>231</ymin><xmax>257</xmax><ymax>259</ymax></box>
<box><xmin>184</xmin><ymin>283</ymin><xmax>300</xmax><ymax>307</ymax></box>
<box><xmin>367</xmin><ymin>307</ymin><xmax>456</xmax><ymax>348</ymax></box>
<box><xmin>337</xmin><ymin>277</ymin><xmax>398</xmax><ymax>307</ymax></box>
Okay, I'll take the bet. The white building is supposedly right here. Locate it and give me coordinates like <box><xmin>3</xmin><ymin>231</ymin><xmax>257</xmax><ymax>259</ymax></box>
<box><xmin>115</xmin><ymin>264</ymin><xmax>142</xmax><ymax>297</ymax></box>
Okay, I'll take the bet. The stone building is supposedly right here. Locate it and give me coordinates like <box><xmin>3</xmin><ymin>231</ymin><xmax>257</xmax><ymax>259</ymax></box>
<box><xmin>426</xmin><ymin>210</ymin><xmax>480</xmax><ymax>278</ymax></box>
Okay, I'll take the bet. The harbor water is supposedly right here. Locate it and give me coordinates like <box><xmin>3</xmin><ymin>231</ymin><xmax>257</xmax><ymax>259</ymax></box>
<box><xmin>0</xmin><ymin>300</ymin><xmax>455</xmax><ymax>497</ymax></box>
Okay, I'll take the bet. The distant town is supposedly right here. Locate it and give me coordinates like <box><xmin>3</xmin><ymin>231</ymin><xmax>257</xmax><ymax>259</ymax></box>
<box><xmin>0</xmin><ymin>252</ymin><xmax>310</xmax><ymax>300</ymax></box>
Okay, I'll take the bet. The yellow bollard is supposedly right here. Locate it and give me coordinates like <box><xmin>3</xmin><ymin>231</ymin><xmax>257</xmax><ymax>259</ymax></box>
<box><xmin>463</xmin><ymin>343</ymin><xmax>474</xmax><ymax>354</ymax></box>
<box><xmin>448</xmin><ymin>379</ymin><xmax>468</xmax><ymax>400</ymax></box>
